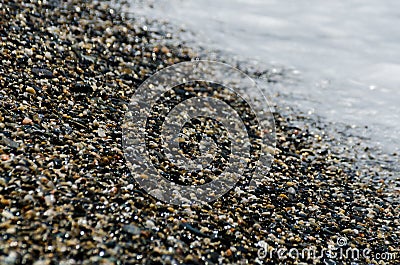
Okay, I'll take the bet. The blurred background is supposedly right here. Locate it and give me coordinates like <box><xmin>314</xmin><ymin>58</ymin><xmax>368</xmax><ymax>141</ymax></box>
<box><xmin>130</xmin><ymin>0</ymin><xmax>400</xmax><ymax>159</ymax></box>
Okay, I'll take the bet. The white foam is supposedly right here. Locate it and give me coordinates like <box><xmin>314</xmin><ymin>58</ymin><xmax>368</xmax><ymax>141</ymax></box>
<box><xmin>130</xmin><ymin>0</ymin><xmax>400</xmax><ymax>154</ymax></box>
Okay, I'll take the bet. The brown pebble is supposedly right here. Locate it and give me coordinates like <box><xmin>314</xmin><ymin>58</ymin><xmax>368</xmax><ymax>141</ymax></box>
<box><xmin>140</xmin><ymin>174</ymin><xmax>149</xmax><ymax>180</ymax></box>
<box><xmin>0</xmin><ymin>195</ymin><xmax>10</xmax><ymax>206</ymax></box>
<box><xmin>1</xmin><ymin>154</ymin><xmax>9</xmax><ymax>161</ymax></box>
<box><xmin>286</xmin><ymin>181</ymin><xmax>295</xmax><ymax>187</ymax></box>
<box><xmin>26</xmin><ymin>87</ymin><xmax>36</xmax><ymax>94</ymax></box>
<box><xmin>22</xmin><ymin>117</ymin><xmax>33</xmax><ymax>125</ymax></box>
<box><xmin>279</xmin><ymin>194</ymin><xmax>289</xmax><ymax>200</ymax></box>
<box><xmin>161</xmin><ymin>46</ymin><xmax>170</xmax><ymax>54</ymax></box>
<box><xmin>184</xmin><ymin>254</ymin><xmax>194</xmax><ymax>262</ymax></box>
<box><xmin>110</xmin><ymin>186</ymin><xmax>118</xmax><ymax>195</ymax></box>
<box><xmin>225</xmin><ymin>249</ymin><xmax>232</xmax><ymax>257</ymax></box>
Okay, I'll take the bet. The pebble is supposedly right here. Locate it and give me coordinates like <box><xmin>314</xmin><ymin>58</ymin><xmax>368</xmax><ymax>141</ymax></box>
<box><xmin>26</xmin><ymin>86</ymin><xmax>36</xmax><ymax>94</ymax></box>
<box><xmin>1</xmin><ymin>154</ymin><xmax>9</xmax><ymax>161</ymax></box>
<box><xmin>22</xmin><ymin>117</ymin><xmax>33</xmax><ymax>125</ymax></box>
<box><xmin>2</xmin><ymin>210</ymin><xmax>14</xmax><ymax>219</ymax></box>
<box><xmin>31</xmin><ymin>67</ymin><xmax>54</xmax><ymax>78</ymax></box>
<box><xmin>145</xmin><ymin>220</ymin><xmax>156</xmax><ymax>229</ymax></box>
<box><xmin>161</xmin><ymin>46</ymin><xmax>170</xmax><ymax>54</ymax></box>
<box><xmin>123</xmin><ymin>225</ymin><xmax>141</xmax><ymax>235</ymax></box>
<box><xmin>97</xmin><ymin>128</ymin><xmax>106</xmax><ymax>138</ymax></box>
<box><xmin>0</xmin><ymin>135</ymin><xmax>19</xmax><ymax>148</ymax></box>
<box><xmin>44</xmin><ymin>52</ymin><xmax>52</xmax><ymax>60</ymax></box>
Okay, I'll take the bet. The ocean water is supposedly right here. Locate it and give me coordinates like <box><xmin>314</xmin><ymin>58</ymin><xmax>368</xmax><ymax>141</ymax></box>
<box><xmin>129</xmin><ymin>0</ymin><xmax>400</xmax><ymax>156</ymax></box>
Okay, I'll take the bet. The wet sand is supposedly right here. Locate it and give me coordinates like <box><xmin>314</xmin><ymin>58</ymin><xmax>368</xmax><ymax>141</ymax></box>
<box><xmin>0</xmin><ymin>1</ymin><xmax>399</xmax><ymax>264</ymax></box>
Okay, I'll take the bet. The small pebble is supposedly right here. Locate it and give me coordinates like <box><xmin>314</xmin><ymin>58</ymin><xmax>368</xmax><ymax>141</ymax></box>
<box><xmin>161</xmin><ymin>46</ymin><xmax>170</xmax><ymax>54</ymax></box>
<box><xmin>1</xmin><ymin>210</ymin><xmax>14</xmax><ymax>219</ymax></box>
<box><xmin>145</xmin><ymin>220</ymin><xmax>156</xmax><ymax>229</ymax></box>
<box><xmin>22</xmin><ymin>117</ymin><xmax>33</xmax><ymax>125</ymax></box>
<box><xmin>26</xmin><ymin>87</ymin><xmax>36</xmax><ymax>94</ymax></box>
<box><xmin>97</xmin><ymin>128</ymin><xmax>106</xmax><ymax>137</ymax></box>
<box><xmin>123</xmin><ymin>225</ymin><xmax>141</xmax><ymax>235</ymax></box>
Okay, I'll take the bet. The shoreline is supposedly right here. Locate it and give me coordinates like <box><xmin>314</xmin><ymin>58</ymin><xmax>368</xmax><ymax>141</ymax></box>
<box><xmin>133</xmin><ymin>0</ymin><xmax>400</xmax><ymax>158</ymax></box>
<box><xmin>131</xmin><ymin>0</ymin><xmax>400</xmax><ymax>180</ymax></box>
<box><xmin>0</xmin><ymin>1</ymin><xmax>399</xmax><ymax>264</ymax></box>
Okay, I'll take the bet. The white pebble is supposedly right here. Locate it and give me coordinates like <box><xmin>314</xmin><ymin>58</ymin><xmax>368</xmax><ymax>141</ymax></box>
<box><xmin>1</xmin><ymin>210</ymin><xmax>14</xmax><ymax>219</ymax></box>
<box><xmin>97</xmin><ymin>128</ymin><xmax>106</xmax><ymax>137</ymax></box>
<box><xmin>44</xmin><ymin>51</ymin><xmax>52</xmax><ymax>59</ymax></box>
<box><xmin>25</xmin><ymin>48</ymin><xmax>33</xmax><ymax>56</ymax></box>
<box><xmin>288</xmin><ymin>187</ymin><xmax>296</xmax><ymax>194</ymax></box>
<box><xmin>145</xmin><ymin>220</ymin><xmax>155</xmax><ymax>229</ymax></box>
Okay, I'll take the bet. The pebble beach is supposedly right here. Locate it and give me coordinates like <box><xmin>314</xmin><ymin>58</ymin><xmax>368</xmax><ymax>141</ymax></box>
<box><xmin>0</xmin><ymin>1</ymin><xmax>399</xmax><ymax>264</ymax></box>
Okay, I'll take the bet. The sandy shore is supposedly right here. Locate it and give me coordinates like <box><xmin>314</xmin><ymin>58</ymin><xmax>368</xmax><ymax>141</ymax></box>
<box><xmin>0</xmin><ymin>1</ymin><xmax>399</xmax><ymax>264</ymax></box>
